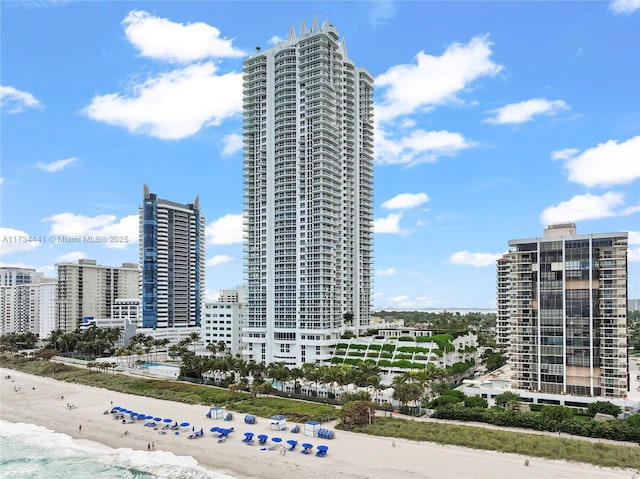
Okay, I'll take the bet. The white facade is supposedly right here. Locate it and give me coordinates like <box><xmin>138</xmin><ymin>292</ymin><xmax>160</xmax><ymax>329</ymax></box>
<box><xmin>202</xmin><ymin>286</ymin><xmax>246</xmax><ymax>356</ymax></box>
<box><xmin>0</xmin><ymin>278</ymin><xmax>56</xmax><ymax>338</ymax></box>
<box><xmin>0</xmin><ymin>267</ymin><xmax>43</xmax><ymax>286</ymax></box>
<box><xmin>495</xmin><ymin>253</ymin><xmax>513</xmax><ymax>348</ymax></box>
<box><xmin>56</xmin><ymin>259</ymin><xmax>139</xmax><ymax>332</ymax></box>
<box><xmin>242</xmin><ymin>19</ymin><xmax>374</xmax><ymax>367</ymax></box>
<box><xmin>140</xmin><ymin>185</ymin><xmax>205</xmax><ymax>329</ymax></box>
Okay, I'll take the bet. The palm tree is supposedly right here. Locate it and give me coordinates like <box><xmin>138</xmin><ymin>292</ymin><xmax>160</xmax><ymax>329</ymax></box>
<box><xmin>188</xmin><ymin>332</ymin><xmax>201</xmax><ymax>354</ymax></box>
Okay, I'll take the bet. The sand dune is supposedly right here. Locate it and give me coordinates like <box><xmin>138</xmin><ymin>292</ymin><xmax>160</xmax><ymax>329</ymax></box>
<box><xmin>0</xmin><ymin>368</ymin><xmax>635</xmax><ymax>479</ymax></box>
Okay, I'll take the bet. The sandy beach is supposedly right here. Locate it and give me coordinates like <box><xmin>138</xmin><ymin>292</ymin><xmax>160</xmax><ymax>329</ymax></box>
<box><xmin>0</xmin><ymin>367</ymin><xmax>636</xmax><ymax>479</ymax></box>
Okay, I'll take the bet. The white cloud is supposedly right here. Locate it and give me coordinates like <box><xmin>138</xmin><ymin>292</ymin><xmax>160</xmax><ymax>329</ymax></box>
<box><xmin>552</xmin><ymin>136</ymin><xmax>640</xmax><ymax>188</ymax></box>
<box><xmin>1</xmin><ymin>85</ymin><xmax>42</xmax><ymax>113</ymax></box>
<box><xmin>206</xmin><ymin>255</ymin><xmax>234</xmax><ymax>267</ymax></box>
<box><xmin>205</xmin><ymin>288</ymin><xmax>221</xmax><ymax>302</ymax></box>
<box><xmin>0</xmin><ymin>227</ymin><xmax>42</xmax><ymax>254</ymax></box>
<box><xmin>376</xmin><ymin>126</ymin><xmax>475</xmax><ymax>166</ymax></box>
<box><xmin>382</xmin><ymin>193</ymin><xmax>430</xmax><ymax>210</ymax></box>
<box><xmin>609</xmin><ymin>0</ymin><xmax>640</xmax><ymax>15</ymax></box>
<box><xmin>42</xmin><ymin>213</ymin><xmax>138</xmax><ymax>249</ymax></box>
<box><xmin>36</xmin><ymin>156</ymin><xmax>77</xmax><ymax>172</ymax></box>
<box><xmin>207</xmin><ymin>213</ymin><xmax>243</xmax><ymax>245</ymax></box>
<box><xmin>268</xmin><ymin>35</ymin><xmax>285</xmax><ymax>45</ymax></box>
<box><xmin>551</xmin><ymin>148</ymin><xmax>579</xmax><ymax>161</ymax></box>
<box><xmin>484</xmin><ymin>98</ymin><xmax>569</xmax><ymax>125</ymax></box>
<box><xmin>83</xmin><ymin>63</ymin><xmax>242</xmax><ymax>140</ymax></box>
<box><xmin>54</xmin><ymin>251</ymin><xmax>87</xmax><ymax>263</ymax></box>
<box><xmin>374</xmin><ymin>213</ymin><xmax>403</xmax><ymax>234</ymax></box>
<box><xmin>448</xmin><ymin>250</ymin><xmax>503</xmax><ymax>267</ymax></box>
<box><xmin>375</xmin><ymin>35</ymin><xmax>502</xmax><ymax>122</ymax></box>
<box><xmin>0</xmin><ymin>177</ymin><xmax>4</xmax><ymax>186</ymax></box>
<box><xmin>369</xmin><ymin>1</ymin><xmax>397</xmax><ymax>26</ymax></box>
<box><xmin>123</xmin><ymin>10</ymin><xmax>245</xmax><ymax>63</ymax></box>
<box><xmin>376</xmin><ymin>268</ymin><xmax>396</xmax><ymax>277</ymax></box>
<box><xmin>539</xmin><ymin>192</ymin><xmax>639</xmax><ymax>224</ymax></box>
<box><xmin>222</xmin><ymin>133</ymin><xmax>243</xmax><ymax>157</ymax></box>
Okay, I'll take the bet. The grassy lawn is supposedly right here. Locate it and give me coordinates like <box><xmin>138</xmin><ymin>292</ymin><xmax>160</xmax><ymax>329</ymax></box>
<box><xmin>0</xmin><ymin>355</ymin><xmax>337</xmax><ymax>423</ymax></box>
<box><xmin>345</xmin><ymin>417</ymin><xmax>640</xmax><ymax>470</ymax></box>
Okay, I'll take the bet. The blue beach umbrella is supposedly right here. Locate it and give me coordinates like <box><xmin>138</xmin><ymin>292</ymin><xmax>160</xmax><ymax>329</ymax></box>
<box><xmin>163</xmin><ymin>418</ymin><xmax>173</xmax><ymax>423</ymax></box>
<box><xmin>180</xmin><ymin>422</ymin><xmax>190</xmax><ymax>427</ymax></box>
<box><xmin>145</xmin><ymin>415</ymin><xmax>153</xmax><ymax>420</ymax></box>
<box><xmin>154</xmin><ymin>417</ymin><xmax>162</xmax><ymax>422</ymax></box>
<box><xmin>210</xmin><ymin>427</ymin><xmax>221</xmax><ymax>433</ymax></box>
<box><xmin>271</xmin><ymin>437</ymin><xmax>282</xmax><ymax>444</ymax></box>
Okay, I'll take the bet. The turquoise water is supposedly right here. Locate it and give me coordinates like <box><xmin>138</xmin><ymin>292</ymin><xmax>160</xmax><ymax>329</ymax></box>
<box><xmin>0</xmin><ymin>421</ymin><xmax>237</xmax><ymax>479</ymax></box>
<box><xmin>139</xmin><ymin>362</ymin><xmax>178</xmax><ymax>369</ymax></box>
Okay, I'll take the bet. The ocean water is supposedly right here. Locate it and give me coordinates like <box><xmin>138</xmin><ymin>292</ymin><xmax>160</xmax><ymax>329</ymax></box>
<box><xmin>0</xmin><ymin>421</ymin><xmax>238</xmax><ymax>479</ymax></box>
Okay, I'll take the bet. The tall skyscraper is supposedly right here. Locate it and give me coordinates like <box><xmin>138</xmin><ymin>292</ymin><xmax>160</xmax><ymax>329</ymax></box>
<box><xmin>56</xmin><ymin>259</ymin><xmax>138</xmax><ymax>332</ymax></box>
<box><xmin>242</xmin><ymin>19</ymin><xmax>374</xmax><ymax>366</ymax></box>
<box><xmin>507</xmin><ymin>224</ymin><xmax>628</xmax><ymax>398</ymax></box>
<box><xmin>139</xmin><ymin>185</ymin><xmax>205</xmax><ymax>329</ymax></box>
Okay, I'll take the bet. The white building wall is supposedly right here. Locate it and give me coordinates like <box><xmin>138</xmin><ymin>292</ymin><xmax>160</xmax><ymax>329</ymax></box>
<box><xmin>242</xmin><ymin>19</ymin><xmax>374</xmax><ymax>367</ymax></box>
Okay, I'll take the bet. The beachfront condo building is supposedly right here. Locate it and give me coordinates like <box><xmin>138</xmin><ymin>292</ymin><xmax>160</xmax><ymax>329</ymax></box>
<box><xmin>203</xmin><ymin>286</ymin><xmax>247</xmax><ymax>356</ymax></box>
<box><xmin>496</xmin><ymin>253</ymin><xmax>514</xmax><ymax>349</ymax></box>
<box><xmin>56</xmin><ymin>259</ymin><xmax>139</xmax><ymax>332</ymax></box>
<box><xmin>506</xmin><ymin>224</ymin><xmax>629</xmax><ymax>398</ymax></box>
<box><xmin>241</xmin><ymin>18</ymin><xmax>374</xmax><ymax>366</ymax></box>
<box><xmin>0</xmin><ymin>272</ymin><xmax>56</xmax><ymax>338</ymax></box>
<box><xmin>139</xmin><ymin>185</ymin><xmax>205</xmax><ymax>329</ymax></box>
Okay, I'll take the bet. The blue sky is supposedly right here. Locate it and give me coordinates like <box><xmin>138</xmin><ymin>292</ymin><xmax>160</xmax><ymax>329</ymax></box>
<box><xmin>1</xmin><ymin>1</ymin><xmax>639</xmax><ymax>309</ymax></box>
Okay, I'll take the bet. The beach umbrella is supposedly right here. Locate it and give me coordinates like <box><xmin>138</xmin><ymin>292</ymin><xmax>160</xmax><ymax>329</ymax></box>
<box><xmin>286</xmin><ymin>439</ymin><xmax>297</xmax><ymax>446</ymax></box>
<box><xmin>154</xmin><ymin>417</ymin><xmax>162</xmax><ymax>422</ymax></box>
<box><xmin>210</xmin><ymin>427</ymin><xmax>221</xmax><ymax>433</ymax></box>
<box><xmin>163</xmin><ymin>418</ymin><xmax>173</xmax><ymax>423</ymax></box>
<box><xmin>271</xmin><ymin>437</ymin><xmax>282</xmax><ymax>444</ymax></box>
<box><xmin>180</xmin><ymin>422</ymin><xmax>190</xmax><ymax>428</ymax></box>
<box><xmin>145</xmin><ymin>415</ymin><xmax>153</xmax><ymax>420</ymax></box>
<box><xmin>302</xmin><ymin>443</ymin><xmax>313</xmax><ymax>449</ymax></box>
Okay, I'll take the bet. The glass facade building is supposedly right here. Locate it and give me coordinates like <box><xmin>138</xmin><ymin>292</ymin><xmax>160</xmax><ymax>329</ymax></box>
<box><xmin>139</xmin><ymin>184</ymin><xmax>205</xmax><ymax>329</ymax></box>
<box><xmin>506</xmin><ymin>224</ymin><xmax>628</xmax><ymax>398</ymax></box>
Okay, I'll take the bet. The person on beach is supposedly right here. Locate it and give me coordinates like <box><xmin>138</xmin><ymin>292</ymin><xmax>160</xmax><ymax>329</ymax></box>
<box><xmin>147</xmin><ymin>443</ymin><xmax>150</xmax><ymax>450</ymax></box>
<box><xmin>79</xmin><ymin>425</ymin><xmax>82</xmax><ymax>432</ymax></box>
<box><xmin>151</xmin><ymin>442</ymin><xmax>155</xmax><ymax>449</ymax></box>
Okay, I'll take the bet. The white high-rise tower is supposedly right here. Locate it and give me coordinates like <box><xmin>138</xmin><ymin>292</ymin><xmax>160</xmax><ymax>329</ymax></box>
<box><xmin>242</xmin><ymin>19</ymin><xmax>374</xmax><ymax>366</ymax></box>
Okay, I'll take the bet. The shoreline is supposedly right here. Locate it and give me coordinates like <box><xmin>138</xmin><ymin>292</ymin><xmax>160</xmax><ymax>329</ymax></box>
<box><xmin>0</xmin><ymin>367</ymin><xmax>635</xmax><ymax>479</ymax></box>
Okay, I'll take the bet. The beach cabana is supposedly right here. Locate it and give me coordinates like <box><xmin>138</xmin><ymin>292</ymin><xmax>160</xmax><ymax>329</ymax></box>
<box><xmin>207</xmin><ymin>407</ymin><xmax>224</xmax><ymax>419</ymax></box>
<box><xmin>269</xmin><ymin>415</ymin><xmax>287</xmax><ymax>431</ymax></box>
<box><xmin>304</xmin><ymin>420</ymin><xmax>320</xmax><ymax>437</ymax></box>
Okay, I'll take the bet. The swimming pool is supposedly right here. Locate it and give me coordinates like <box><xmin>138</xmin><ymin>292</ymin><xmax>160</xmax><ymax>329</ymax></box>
<box><xmin>138</xmin><ymin>362</ymin><xmax>180</xmax><ymax>377</ymax></box>
<box><xmin>480</xmin><ymin>379</ymin><xmax>510</xmax><ymax>389</ymax></box>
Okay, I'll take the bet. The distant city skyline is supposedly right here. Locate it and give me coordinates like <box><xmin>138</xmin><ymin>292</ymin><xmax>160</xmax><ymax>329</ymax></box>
<box><xmin>1</xmin><ymin>2</ymin><xmax>639</xmax><ymax>309</ymax></box>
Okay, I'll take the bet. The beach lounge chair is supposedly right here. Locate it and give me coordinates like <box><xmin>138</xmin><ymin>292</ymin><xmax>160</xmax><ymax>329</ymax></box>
<box><xmin>316</xmin><ymin>445</ymin><xmax>328</xmax><ymax>457</ymax></box>
<box><xmin>244</xmin><ymin>415</ymin><xmax>256</xmax><ymax>424</ymax></box>
<box><xmin>224</xmin><ymin>412</ymin><xmax>233</xmax><ymax>421</ymax></box>
<box><xmin>257</xmin><ymin>434</ymin><xmax>268</xmax><ymax>445</ymax></box>
<box><xmin>290</xmin><ymin>424</ymin><xmax>300</xmax><ymax>433</ymax></box>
